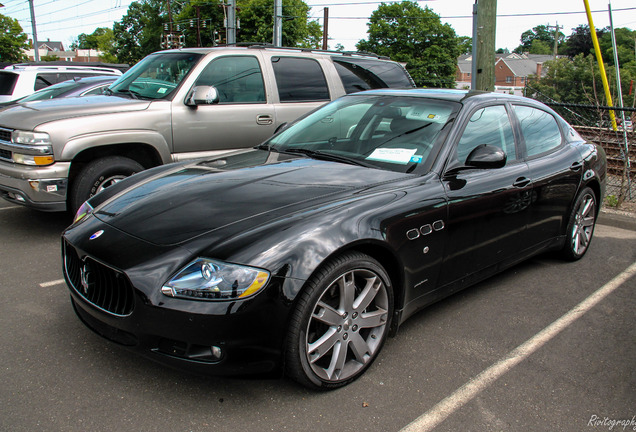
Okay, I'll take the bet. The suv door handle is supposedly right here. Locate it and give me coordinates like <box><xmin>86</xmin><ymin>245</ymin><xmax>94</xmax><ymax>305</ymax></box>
<box><xmin>570</xmin><ymin>161</ymin><xmax>583</xmax><ymax>171</ymax></box>
<box><xmin>513</xmin><ymin>177</ymin><xmax>531</xmax><ymax>188</ymax></box>
<box><xmin>256</xmin><ymin>115</ymin><xmax>273</xmax><ymax>125</ymax></box>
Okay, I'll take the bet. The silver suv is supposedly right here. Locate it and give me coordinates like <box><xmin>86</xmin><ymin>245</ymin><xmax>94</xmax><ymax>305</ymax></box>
<box><xmin>0</xmin><ymin>62</ymin><xmax>125</xmax><ymax>103</ymax></box>
<box><xmin>0</xmin><ymin>46</ymin><xmax>414</xmax><ymax>212</ymax></box>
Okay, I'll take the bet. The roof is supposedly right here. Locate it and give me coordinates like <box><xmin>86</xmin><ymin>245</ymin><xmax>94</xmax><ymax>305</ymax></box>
<box><xmin>354</xmin><ymin>88</ymin><xmax>540</xmax><ymax>104</ymax></box>
<box><xmin>496</xmin><ymin>58</ymin><xmax>546</xmax><ymax>77</ymax></box>
<box><xmin>37</xmin><ymin>41</ymin><xmax>64</xmax><ymax>51</ymax></box>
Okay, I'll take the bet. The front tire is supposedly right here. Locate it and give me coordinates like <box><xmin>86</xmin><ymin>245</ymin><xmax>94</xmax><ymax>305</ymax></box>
<box><xmin>285</xmin><ymin>252</ymin><xmax>393</xmax><ymax>389</ymax></box>
<box><xmin>69</xmin><ymin>156</ymin><xmax>144</xmax><ymax>214</ymax></box>
<box><xmin>561</xmin><ymin>187</ymin><xmax>597</xmax><ymax>260</ymax></box>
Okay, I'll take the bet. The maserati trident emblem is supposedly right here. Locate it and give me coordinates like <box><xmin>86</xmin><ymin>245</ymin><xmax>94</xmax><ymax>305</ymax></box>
<box><xmin>89</xmin><ymin>230</ymin><xmax>104</xmax><ymax>240</ymax></box>
<box><xmin>80</xmin><ymin>263</ymin><xmax>92</xmax><ymax>294</ymax></box>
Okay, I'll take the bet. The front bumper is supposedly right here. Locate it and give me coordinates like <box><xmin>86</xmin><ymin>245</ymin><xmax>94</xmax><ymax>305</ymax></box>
<box><xmin>62</xmin><ymin>218</ymin><xmax>292</xmax><ymax>376</ymax></box>
<box><xmin>0</xmin><ymin>161</ymin><xmax>69</xmax><ymax>211</ymax></box>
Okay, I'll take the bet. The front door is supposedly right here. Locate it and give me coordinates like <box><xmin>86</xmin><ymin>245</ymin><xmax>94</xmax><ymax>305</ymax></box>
<box><xmin>171</xmin><ymin>54</ymin><xmax>276</xmax><ymax>158</ymax></box>
<box><xmin>439</xmin><ymin>104</ymin><xmax>533</xmax><ymax>288</ymax></box>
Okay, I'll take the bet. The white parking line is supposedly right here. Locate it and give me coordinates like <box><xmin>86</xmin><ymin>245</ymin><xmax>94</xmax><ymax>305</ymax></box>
<box><xmin>401</xmin><ymin>261</ymin><xmax>636</xmax><ymax>432</ymax></box>
<box><xmin>39</xmin><ymin>279</ymin><xmax>66</xmax><ymax>288</ymax></box>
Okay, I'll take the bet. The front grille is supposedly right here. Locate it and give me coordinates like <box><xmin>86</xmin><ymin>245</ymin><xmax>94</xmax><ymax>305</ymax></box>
<box><xmin>0</xmin><ymin>127</ymin><xmax>12</xmax><ymax>143</ymax></box>
<box><xmin>63</xmin><ymin>241</ymin><xmax>135</xmax><ymax>316</ymax></box>
<box><xmin>0</xmin><ymin>148</ymin><xmax>10</xmax><ymax>161</ymax></box>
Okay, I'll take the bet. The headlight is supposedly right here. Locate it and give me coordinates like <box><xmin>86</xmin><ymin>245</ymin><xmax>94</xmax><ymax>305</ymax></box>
<box><xmin>73</xmin><ymin>201</ymin><xmax>94</xmax><ymax>224</ymax></box>
<box><xmin>161</xmin><ymin>259</ymin><xmax>270</xmax><ymax>301</ymax></box>
<box><xmin>12</xmin><ymin>130</ymin><xmax>51</xmax><ymax>145</ymax></box>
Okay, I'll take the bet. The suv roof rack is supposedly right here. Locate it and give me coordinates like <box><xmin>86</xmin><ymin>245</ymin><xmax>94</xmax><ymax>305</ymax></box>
<box><xmin>5</xmin><ymin>61</ymin><xmax>129</xmax><ymax>72</ymax></box>
<box><xmin>219</xmin><ymin>43</ymin><xmax>390</xmax><ymax>60</ymax></box>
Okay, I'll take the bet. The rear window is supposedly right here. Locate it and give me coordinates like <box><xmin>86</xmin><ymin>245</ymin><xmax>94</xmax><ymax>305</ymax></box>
<box><xmin>0</xmin><ymin>72</ymin><xmax>18</xmax><ymax>95</ymax></box>
<box><xmin>271</xmin><ymin>57</ymin><xmax>330</xmax><ymax>102</ymax></box>
<box><xmin>333</xmin><ymin>58</ymin><xmax>413</xmax><ymax>93</ymax></box>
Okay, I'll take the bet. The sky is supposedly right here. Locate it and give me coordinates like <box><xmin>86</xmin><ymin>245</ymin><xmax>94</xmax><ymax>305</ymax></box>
<box><xmin>1</xmin><ymin>0</ymin><xmax>635</xmax><ymax>53</ymax></box>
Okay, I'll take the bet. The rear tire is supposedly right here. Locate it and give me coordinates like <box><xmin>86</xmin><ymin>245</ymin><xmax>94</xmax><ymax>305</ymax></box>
<box><xmin>69</xmin><ymin>156</ymin><xmax>144</xmax><ymax>214</ymax></box>
<box><xmin>285</xmin><ymin>252</ymin><xmax>393</xmax><ymax>390</ymax></box>
<box><xmin>561</xmin><ymin>187</ymin><xmax>597</xmax><ymax>261</ymax></box>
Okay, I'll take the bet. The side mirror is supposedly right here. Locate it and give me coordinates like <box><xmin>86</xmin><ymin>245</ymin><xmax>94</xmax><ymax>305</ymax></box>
<box><xmin>185</xmin><ymin>86</ymin><xmax>219</xmax><ymax>107</ymax></box>
<box><xmin>465</xmin><ymin>144</ymin><xmax>507</xmax><ymax>169</ymax></box>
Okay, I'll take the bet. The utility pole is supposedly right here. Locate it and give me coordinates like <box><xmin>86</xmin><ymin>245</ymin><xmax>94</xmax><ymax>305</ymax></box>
<box><xmin>227</xmin><ymin>0</ymin><xmax>236</xmax><ymax>45</ymax></box>
<box><xmin>547</xmin><ymin>22</ymin><xmax>562</xmax><ymax>59</ymax></box>
<box><xmin>196</xmin><ymin>6</ymin><xmax>201</xmax><ymax>47</ymax></box>
<box><xmin>474</xmin><ymin>0</ymin><xmax>496</xmax><ymax>91</ymax></box>
<box><xmin>322</xmin><ymin>7</ymin><xmax>329</xmax><ymax>50</ymax></box>
<box><xmin>28</xmin><ymin>0</ymin><xmax>39</xmax><ymax>61</ymax></box>
<box><xmin>273</xmin><ymin>0</ymin><xmax>282</xmax><ymax>47</ymax></box>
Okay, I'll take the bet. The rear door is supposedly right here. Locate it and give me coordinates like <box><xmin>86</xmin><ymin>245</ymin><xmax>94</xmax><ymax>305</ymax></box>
<box><xmin>512</xmin><ymin>104</ymin><xmax>582</xmax><ymax>244</ymax></box>
<box><xmin>268</xmin><ymin>55</ymin><xmax>336</xmax><ymax>128</ymax></box>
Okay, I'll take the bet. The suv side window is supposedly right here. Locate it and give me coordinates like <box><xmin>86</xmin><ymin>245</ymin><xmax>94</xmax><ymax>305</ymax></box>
<box><xmin>195</xmin><ymin>56</ymin><xmax>265</xmax><ymax>103</ymax></box>
<box><xmin>456</xmin><ymin>105</ymin><xmax>517</xmax><ymax>164</ymax></box>
<box><xmin>333</xmin><ymin>58</ymin><xmax>413</xmax><ymax>93</ymax></box>
<box><xmin>34</xmin><ymin>73</ymin><xmax>69</xmax><ymax>91</ymax></box>
<box><xmin>271</xmin><ymin>57</ymin><xmax>330</xmax><ymax>102</ymax></box>
<box><xmin>514</xmin><ymin>105</ymin><xmax>562</xmax><ymax>157</ymax></box>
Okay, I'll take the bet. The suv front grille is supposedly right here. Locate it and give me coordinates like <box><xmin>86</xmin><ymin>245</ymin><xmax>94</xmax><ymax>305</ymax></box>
<box><xmin>0</xmin><ymin>148</ymin><xmax>10</xmax><ymax>161</ymax></box>
<box><xmin>63</xmin><ymin>241</ymin><xmax>135</xmax><ymax>316</ymax></box>
<box><xmin>0</xmin><ymin>127</ymin><xmax>12</xmax><ymax>143</ymax></box>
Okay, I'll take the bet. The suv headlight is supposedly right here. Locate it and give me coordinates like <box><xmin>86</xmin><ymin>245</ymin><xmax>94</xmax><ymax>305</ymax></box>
<box><xmin>162</xmin><ymin>259</ymin><xmax>270</xmax><ymax>301</ymax></box>
<box><xmin>12</xmin><ymin>130</ymin><xmax>51</xmax><ymax>145</ymax></box>
<box><xmin>10</xmin><ymin>130</ymin><xmax>54</xmax><ymax>166</ymax></box>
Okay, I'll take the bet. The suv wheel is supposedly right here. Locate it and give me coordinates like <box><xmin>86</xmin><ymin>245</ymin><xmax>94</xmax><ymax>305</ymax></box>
<box><xmin>69</xmin><ymin>156</ymin><xmax>143</xmax><ymax>214</ymax></box>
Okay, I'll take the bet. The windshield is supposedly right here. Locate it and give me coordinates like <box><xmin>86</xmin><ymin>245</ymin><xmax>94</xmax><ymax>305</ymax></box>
<box><xmin>265</xmin><ymin>94</ymin><xmax>459</xmax><ymax>174</ymax></box>
<box><xmin>109</xmin><ymin>52</ymin><xmax>203</xmax><ymax>100</ymax></box>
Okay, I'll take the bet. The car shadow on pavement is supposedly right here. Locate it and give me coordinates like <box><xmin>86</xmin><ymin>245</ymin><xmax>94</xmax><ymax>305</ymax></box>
<box><xmin>1</xmin><ymin>204</ymin><xmax>72</xmax><ymax>236</ymax></box>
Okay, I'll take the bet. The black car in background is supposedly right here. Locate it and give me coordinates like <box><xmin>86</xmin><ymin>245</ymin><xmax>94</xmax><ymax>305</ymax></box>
<box><xmin>0</xmin><ymin>76</ymin><xmax>117</xmax><ymax>107</ymax></box>
<box><xmin>62</xmin><ymin>89</ymin><xmax>606</xmax><ymax>389</ymax></box>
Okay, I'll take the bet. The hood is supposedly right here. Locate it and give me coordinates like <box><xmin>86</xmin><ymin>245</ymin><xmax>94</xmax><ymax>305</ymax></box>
<box><xmin>93</xmin><ymin>150</ymin><xmax>406</xmax><ymax>246</ymax></box>
<box><xmin>0</xmin><ymin>95</ymin><xmax>151</xmax><ymax>130</ymax></box>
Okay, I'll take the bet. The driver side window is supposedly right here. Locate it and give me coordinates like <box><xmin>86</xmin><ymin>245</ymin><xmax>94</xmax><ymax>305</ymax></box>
<box><xmin>195</xmin><ymin>56</ymin><xmax>265</xmax><ymax>104</ymax></box>
<box><xmin>456</xmin><ymin>105</ymin><xmax>516</xmax><ymax>164</ymax></box>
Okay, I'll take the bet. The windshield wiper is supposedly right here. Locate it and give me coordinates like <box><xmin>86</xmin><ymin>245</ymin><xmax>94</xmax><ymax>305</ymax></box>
<box><xmin>282</xmin><ymin>148</ymin><xmax>372</xmax><ymax>167</ymax></box>
<box><xmin>254</xmin><ymin>143</ymin><xmax>280</xmax><ymax>152</ymax></box>
<box><xmin>113</xmin><ymin>89</ymin><xmax>144</xmax><ymax>99</ymax></box>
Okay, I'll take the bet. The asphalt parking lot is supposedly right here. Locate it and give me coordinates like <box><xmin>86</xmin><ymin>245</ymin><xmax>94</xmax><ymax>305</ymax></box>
<box><xmin>1</xmin><ymin>200</ymin><xmax>634</xmax><ymax>432</ymax></box>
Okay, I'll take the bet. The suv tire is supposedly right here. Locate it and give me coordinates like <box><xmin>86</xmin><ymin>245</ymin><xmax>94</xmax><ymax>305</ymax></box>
<box><xmin>69</xmin><ymin>156</ymin><xmax>143</xmax><ymax>214</ymax></box>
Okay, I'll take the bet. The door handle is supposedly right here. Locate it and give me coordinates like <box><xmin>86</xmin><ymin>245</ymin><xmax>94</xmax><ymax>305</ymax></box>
<box><xmin>513</xmin><ymin>177</ymin><xmax>531</xmax><ymax>188</ymax></box>
<box><xmin>570</xmin><ymin>161</ymin><xmax>583</xmax><ymax>171</ymax></box>
<box><xmin>256</xmin><ymin>115</ymin><xmax>273</xmax><ymax>125</ymax></box>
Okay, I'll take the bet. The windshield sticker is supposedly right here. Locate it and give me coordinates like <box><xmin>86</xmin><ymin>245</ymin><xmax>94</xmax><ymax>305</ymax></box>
<box><xmin>367</xmin><ymin>148</ymin><xmax>417</xmax><ymax>165</ymax></box>
<box><xmin>157</xmin><ymin>87</ymin><xmax>168</xmax><ymax>94</ymax></box>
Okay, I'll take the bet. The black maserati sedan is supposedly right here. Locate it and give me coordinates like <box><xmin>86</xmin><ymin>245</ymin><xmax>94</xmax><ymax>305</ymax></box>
<box><xmin>62</xmin><ymin>89</ymin><xmax>606</xmax><ymax>389</ymax></box>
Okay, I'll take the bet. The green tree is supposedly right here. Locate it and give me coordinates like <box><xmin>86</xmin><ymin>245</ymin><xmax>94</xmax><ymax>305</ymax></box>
<box><xmin>237</xmin><ymin>0</ymin><xmax>322</xmax><ymax>48</ymax></box>
<box><xmin>515</xmin><ymin>24</ymin><xmax>564</xmax><ymax>54</ymax></box>
<box><xmin>599</xmin><ymin>27</ymin><xmax>636</xmax><ymax>69</ymax></box>
<box><xmin>458</xmin><ymin>36</ymin><xmax>472</xmax><ymax>55</ymax></box>
<box><xmin>356</xmin><ymin>1</ymin><xmax>461</xmax><ymax>88</ymax></box>
<box><xmin>72</xmin><ymin>27</ymin><xmax>118</xmax><ymax>63</ymax></box>
<box><xmin>174</xmin><ymin>0</ymin><xmax>224</xmax><ymax>47</ymax></box>
<box><xmin>561</xmin><ymin>25</ymin><xmax>607</xmax><ymax>58</ymax></box>
<box><xmin>529</xmin><ymin>39</ymin><xmax>552</xmax><ymax>55</ymax></box>
<box><xmin>527</xmin><ymin>54</ymin><xmax>636</xmax><ymax>108</ymax></box>
<box><xmin>0</xmin><ymin>14</ymin><xmax>29</xmax><ymax>63</ymax></box>
<box><xmin>111</xmin><ymin>0</ymin><xmax>166</xmax><ymax>64</ymax></box>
